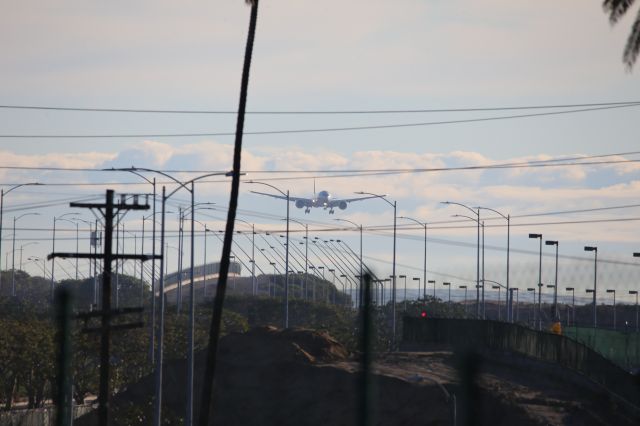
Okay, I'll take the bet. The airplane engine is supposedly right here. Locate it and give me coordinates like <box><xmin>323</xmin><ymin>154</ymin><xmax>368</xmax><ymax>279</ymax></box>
<box><xmin>338</xmin><ymin>201</ymin><xmax>348</xmax><ymax>210</ymax></box>
<box><xmin>295</xmin><ymin>200</ymin><xmax>306</xmax><ymax>209</ymax></box>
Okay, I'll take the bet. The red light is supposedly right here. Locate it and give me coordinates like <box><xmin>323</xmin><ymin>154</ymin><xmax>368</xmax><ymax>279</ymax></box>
<box><xmin>420</xmin><ymin>311</ymin><xmax>427</xmax><ymax>318</ymax></box>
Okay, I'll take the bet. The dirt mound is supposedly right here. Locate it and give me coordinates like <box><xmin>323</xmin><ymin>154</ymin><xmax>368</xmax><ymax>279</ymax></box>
<box><xmin>219</xmin><ymin>326</ymin><xmax>349</xmax><ymax>366</ymax></box>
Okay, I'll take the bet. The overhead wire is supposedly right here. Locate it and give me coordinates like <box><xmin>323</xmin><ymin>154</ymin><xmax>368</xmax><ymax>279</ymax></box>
<box><xmin>1</xmin><ymin>103</ymin><xmax>639</xmax><ymax>139</ymax></box>
<box><xmin>1</xmin><ymin>100</ymin><xmax>639</xmax><ymax>114</ymax></box>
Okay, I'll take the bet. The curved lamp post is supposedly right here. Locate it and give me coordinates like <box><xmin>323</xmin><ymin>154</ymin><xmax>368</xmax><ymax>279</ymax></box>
<box><xmin>18</xmin><ymin>241</ymin><xmax>39</xmax><ymax>271</ymax></box>
<box><xmin>398</xmin><ymin>216</ymin><xmax>427</xmax><ymax>301</ymax></box>
<box><xmin>356</xmin><ymin>191</ymin><xmax>397</xmax><ymax>347</ymax></box>
<box><xmin>247</xmin><ymin>181</ymin><xmax>290</xmax><ymax>329</ymax></box>
<box><xmin>334</xmin><ymin>218</ymin><xmax>362</xmax><ymax>308</ymax></box>
<box><xmin>584</xmin><ymin>245</ymin><xmax>598</xmax><ymax>328</ymax></box>
<box><xmin>12</xmin><ymin>212</ymin><xmax>40</xmax><ymax>296</ymax></box>
<box><xmin>453</xmin><ymin>214</ymin><xmax>485</xmax><ymax>318</ymax></box>
<box><xmin>0</xmin><ymin>182</ymin><xmax>41</xmax><ymax>291</ymax></box>
<box><xmin>476</xmin><ymin>206</ymin><xmax>510</xmax><ymax>321</ymax></box>
<box><xmin>442</xmin><ymin>201</ymin><xmax>481</xmax><ymax>319</ymax></box>
<box><xmin>107</xmin><ymin>167</ymin><xmax>232</xmax><ymax>426</ymax></box>
<box><xmin>529</xmin><ymin>233</ymin><xmax>543</xmax><ymax>330</ymax></box>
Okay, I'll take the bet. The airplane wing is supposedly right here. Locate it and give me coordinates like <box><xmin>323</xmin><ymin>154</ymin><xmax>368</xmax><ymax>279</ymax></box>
<box><xmin>250</xmin><ymin>190</ymin><xmax>312</xmax><ymax>205</ymax></box>
<box><xmin>328</xmin><ymin>195</ymin><xmax>381</xmax><ymax>207</ymax></box>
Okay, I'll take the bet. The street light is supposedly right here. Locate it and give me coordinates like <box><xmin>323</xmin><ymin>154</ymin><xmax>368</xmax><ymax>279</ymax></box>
<box><xmin>428</xmin><ymin>280</ymin><xmax>436</xmax><ymax>299</ymax></box>
<box><xmin>356</xmin><ymin>191</ymin><xmax>397</xmax><ymax>347</ymax></box>
<box><xmin>107</xmin><ymin>168</ymin><xmax>233</xmax><ymax>426</ymax></box>
<box><xmin>476</xmin><ymin>207</ymin><xmax>510</xmax><ymax>321</ymax></box>
<box><xmin>492</xmin><ymin>285</ymin><xmax>501</xmax><ymax>320</ymax></box>
<box><xmin>586</xmin><ymin>288</ymin><xmax>595</xmax><ymax>328</ymax></box>
<box><xmin>18</xmin><ymin>242</ymin><xmax>39</xmax><ymax>271</ymax></box>
<box><xmin>50</xmin><ymin>213</ymin><xmax>80</xmax><ymax>299</ymax></box>
<box><xmin>529</xmin><ymin>233</ymin><xmax>543</xmax><ymax>330</ymax></box>
<box><xmin>584</xmin><ymin>246</ymin><xmax>598</xmax><ymax>328</ymax></box>
<box><xmin>413</xmin><ymin>277</ymin><xmax>421</xmax><ymax>301</ymax></box>
<box><xmin>236</xmin><ymin>219</ymin><xmax>257</xmax><ymax>296</ymax></box>
<box><xmin>511</xmin><ymin>288</ymin><xmax>520</xmax><ymax>322</ymax></box>
<box><xmin>0</xmin><ymin>182</ymin><xmax>41</xmax><ymax>291</ymax></box>
<box><xmin>249</xmin><ymin>181</ymin><xmax>290</xmax><ymax>329</ymax></box>
<box><xmin>454</xmin><ymin>214</ymin><xmax>485</xmax><ymax>319</ymax></box>
<box><xmin>441</xmin><ymin>201</ymin><xmax>480</xmax><ymax>319</ymax></box>
<box><xmin>566</xmin><ymin>287</ymin><xmax>576</xmax><ymax>327</ymax></box>
<box><xmin>398</xmin><ymin>216</ymin><xmax>427</xmax><ymax>300</ymax></box>
<box><xmin>12</xmin><ymin>212</ymin><xmax>40</xmax><ymax>296</ymax></box>
<box><xmin>443</xmin><ymin>282</ymin><xmax>451</xmax><ymax>304</ymax></box>
<box><xmin>606</xmin><ymin>289</ymin><xmax>616</xmax><ymax>330</ymax></box>
<box><xmin>334</xmin><ymin>218</ymin><xmax>362</xmax><ymax>308</ymax></box>
<box><xmin>629</xmin><ymin>290</ymin><xmax>639</xmax><ymax>333</ymax></box>
<box><xmin>527</xmin><ymin>287</ymin><xmax>536</xmax><ymax>328</ymax></box>
<box><xmin>459</xmin><ymin>285</ymin><xmax>468</xmax><ymax>317</ymax></box>
<box><xmin>399</xmin><ymin>275</ymin><xmax>407</xmax><ymax>311</ymax></box>
<box><xmin>545</xmin><ymin>240</ymin><xmax>559</xmax><ymax>320</ymax></box>
<box><xmin>27</xmin><ymin>256</ymin><xmax>47</xmax><ymax>279</ymax></box>
<box><xmin>483</xmin><ymin>279</ymin><xmax>505</xmax><ymax>321</ymax></box>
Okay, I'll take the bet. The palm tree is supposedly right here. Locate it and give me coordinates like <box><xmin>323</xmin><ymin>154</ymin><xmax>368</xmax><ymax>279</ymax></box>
<box><xmin>199</xmin><ymin>1</ymin><xmax>259</xmax><ymax>425</ymax></box>
<box><xmin>603</xmin><ymin>0</ymin><xmax>640</xmax><ymax>68</ymax></box>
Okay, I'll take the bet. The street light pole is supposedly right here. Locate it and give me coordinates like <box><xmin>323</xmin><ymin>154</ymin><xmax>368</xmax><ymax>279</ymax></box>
<box><xmin>492</xmin><ymin>285</ymin><xmax>501</xmax><ymax>320</ymax></box>
<box><xmin>107</xmin><ymin>169</ymin><xmax>233</xmax><ymax>426</ymax></box>
<box><xmin>477</xmin><ymin>207</ymin><xmax>510</xmax><ymax>321</ymax></box>
<box><xmin>529</xmin><ymin>233</ymin><xmax>543</xmax><ymax>330</ymax></box>
<box><xmin>399</xmin><ymin>275</ymin><xmax>407</xmax><ymax>310</ymax></box>
<box><xmin>12</xmin><ymin>212</ymin><xmax>40</xmax><ymax>296</ymax></box>
<box><xmin>443</xmin><ymin>282</ymin><xmax>451</xmax><ymax>304</ymax></box>
<box><xmin>527</xmin><ymin>287</ymin><xmax>536</xmax><ymax>327</ymax></box>
<box><xmin>413</xmin><ymin>277</ymin><xmax>421</xmax><ymax>302</ymax></box>
<box><xmin>237</xmin><ymin>219</ymin><xmax>257</xmax><ymax>296</ymax></box>
<box><xmin>606</xmin><ymin>289</ymin><xmax>616</xmax><ymax>330</ymax></box>
<box><xmin>428</xmin><ymin>280</ymin><xmax>436</xmax><ymax>299</ymax></box>
<box><xmin>629</xmin><ymin>289</ymin><xmax>638</xmax><ymax>333</ymax></box>
<box><xmin>546</xmin><ymin>240</ymin><xmax>559</xmax><ymax>320</ymax></box>
<box><xmin>399</xmin><ymin>216</ymin><xmax>427</xmax><ymax>301</ymax></box>
<box><xmin>248</xmin><ymin>181</ymin><xmax>290</xmax><ymax>329</ymax></box>
<box><xmin>585</xmin><ymin>246</ymin><xmax>598</xmax><ymax>328</ymax></box>
<box><xmin>443</xmin><ymin>202</ymin><xmax>481</xmax><ymax>319</ymax></box>
<box><xmin>334</xmin><ymin>218</ymin><xmax>363</xmax><ymax>308</ymax></box>
<box><xmin>451</xmin><ymin>212</ymin><xmax>484</xmax><ymax>318</ymax></box>
<box><xmin>19</xmin><ymin>242</ymin><xmax>39</xmax><ymax>271</ymax></box>
<box><xmin>0</xmin><ymin>183</ymin><xmax>41</xmax><ymax>292</ymax></box>
<box><xmin>566</xmin><ymin>287</ymin><xmax>575</xmax><ymax>327</ymax></box>
<box><xmin>356</xmin><ymin>191</ymin><xmax>397</xmax><ymax>347</ymax></box>
<box><xmin>459</xmin><ymin>285</ymin><xmax>468</xmax><ymax>317</ymax></box>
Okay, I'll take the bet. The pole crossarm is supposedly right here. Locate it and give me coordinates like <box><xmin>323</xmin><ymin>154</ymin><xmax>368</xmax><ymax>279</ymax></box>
<box><xmin>71</xmin><ymin>202</ymin><xmax>150</xmax><ymax>210</ymax></box>
<box><xmin>48</xmin><ymin>252</ymin><xmax>161</xmax><ymax>261</ymax></box>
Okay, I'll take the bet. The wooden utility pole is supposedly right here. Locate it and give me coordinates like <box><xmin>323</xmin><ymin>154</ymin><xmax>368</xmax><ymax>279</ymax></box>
<box><xmin>49</xmin><ymin>190</ymin><xmax>159</xmax><ymax>426</ymax></box>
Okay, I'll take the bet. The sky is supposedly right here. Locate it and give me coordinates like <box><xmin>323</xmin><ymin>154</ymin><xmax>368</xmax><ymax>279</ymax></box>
<box><xmin>1</xmin><ymin>0</ymin><xmax>640</xmax><ymax>305</ymax></box>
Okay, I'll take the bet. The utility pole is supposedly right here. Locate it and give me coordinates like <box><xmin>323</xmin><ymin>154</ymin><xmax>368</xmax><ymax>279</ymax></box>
<box><xmin>49</xmin><ymin>190</ymin><xmax>158</xmax><ymax>426</ymax></box>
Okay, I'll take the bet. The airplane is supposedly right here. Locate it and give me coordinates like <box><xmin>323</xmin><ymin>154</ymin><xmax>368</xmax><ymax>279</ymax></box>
<box><xmin>250</xmin><ymin>187</ymin><xmax>381</xmax><ymax>214</ymax></box>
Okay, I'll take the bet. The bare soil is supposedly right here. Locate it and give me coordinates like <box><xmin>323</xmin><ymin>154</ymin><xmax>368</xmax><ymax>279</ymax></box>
<box><xmin>77</xmin><ymin>327</ymin><xmax>640</xmax><ymax>425</ymax></box>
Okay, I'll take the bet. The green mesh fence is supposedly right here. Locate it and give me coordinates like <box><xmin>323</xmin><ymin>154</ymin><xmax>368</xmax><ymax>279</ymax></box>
<box><xmin>563</xmin><ymin>326</ymin><xmax>640</xmax><ymax>371</ymax></box>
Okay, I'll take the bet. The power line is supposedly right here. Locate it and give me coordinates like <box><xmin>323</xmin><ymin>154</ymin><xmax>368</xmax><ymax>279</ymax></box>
<box><xmin>1</xmin><ymin>100</ymin><xmax>639</xmax><ymax>114</ymax></box>
<box><xmin>1</xmin><ymin>151</ymin><xmax>640</xmax><ymax>178</ymax></box>
<box><xmin>1</xmin><ymin>104</ymin><xmax>638</xmax><ymax>139</ymax></box>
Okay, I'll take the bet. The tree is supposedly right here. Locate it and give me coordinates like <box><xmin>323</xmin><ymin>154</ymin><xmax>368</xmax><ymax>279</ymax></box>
<box><xmin>603</xmin><ymin>0</ymin><xmax>640</xmax><ymax>68</ymax></box>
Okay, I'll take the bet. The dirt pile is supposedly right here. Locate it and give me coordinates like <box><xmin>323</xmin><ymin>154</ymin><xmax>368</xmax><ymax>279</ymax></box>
<box><xmin>219</xmin><ymin>326</ymin><xmax>350</xmax><ymax>366</ymax></box>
